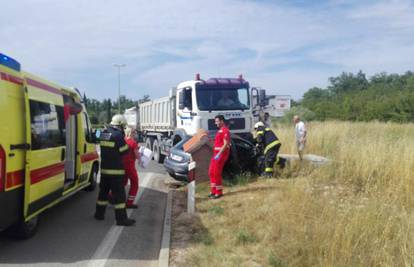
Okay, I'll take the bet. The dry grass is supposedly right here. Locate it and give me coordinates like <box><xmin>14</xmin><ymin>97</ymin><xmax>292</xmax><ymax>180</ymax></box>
<box><xmin>175</xmin><ymin>121</ymin><xmax>414</xmax><ymax>267</ymax></box>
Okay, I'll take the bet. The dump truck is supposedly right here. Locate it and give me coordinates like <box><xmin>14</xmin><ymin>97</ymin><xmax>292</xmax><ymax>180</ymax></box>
<box><xmin>125</xmin><ymin>74</ymin><xmax>268</xmax><ymax>163</ymax></box>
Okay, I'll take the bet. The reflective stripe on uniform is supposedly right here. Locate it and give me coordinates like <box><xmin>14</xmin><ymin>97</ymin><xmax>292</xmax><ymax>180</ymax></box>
<box><xmin>119</xmin><ymin>144</ymin><xmax>129</xmax><ymax>153</ymax></box>
<box><xmin>265</xmin><ymin>167</ymin><xmax>273</xmax><ymax>172</ymax></box>
<box><xmin>214</xmin><ymin>147</ymin><xmax>221</xmax><ymax>151</ymax></box>
<box><xmin>276</xmin><ymin>156</ymin><xmax>280</xmax><ymax>164</ymax></box>
<box><xmin>114</xmin><ymin>203</ymin><xmax>126</xmax><ymax>209</ymax></box>
<box><xmin>101</xmin><ymin>169</ymin><xmax>125</xmax><ymax>175</ymax></box>
<box><xmin>97</xmin><ymin>200</ymin><xmax>108</xmax><ymax>206</ymax></box>
<box><xmin>256</xmin><ymin>131</ymin><xmax>264</xmax><ymax>135</ymax></box>
<box><xmin>264</xmin><ymin>140</ymin><xmax>281</xmax><ymax>154</ymax></box>
<box><xmin>100</xmin><ymin>141</ymin><xmax>115</xmax><ymax>147</ymax></box>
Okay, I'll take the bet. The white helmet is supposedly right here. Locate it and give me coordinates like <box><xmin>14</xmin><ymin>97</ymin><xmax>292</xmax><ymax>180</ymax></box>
<box><xmin>110</xmin><ymin>114</ymin><xmax>127</xmax><ymax>127</ymax></box>
<box><xmin>254</xmin><ymin>121</ymin><xmax>264</xmax><ymax>129</ymax></box>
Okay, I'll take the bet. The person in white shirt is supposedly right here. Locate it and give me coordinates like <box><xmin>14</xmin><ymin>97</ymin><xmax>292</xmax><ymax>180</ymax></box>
<box><xmin>293</xmin><ymin>115</ymin><xmax>307</xmax><ymax>160</ymax></box>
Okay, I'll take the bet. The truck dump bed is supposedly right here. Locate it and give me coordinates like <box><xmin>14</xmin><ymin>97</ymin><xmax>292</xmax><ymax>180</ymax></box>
<box><xmin>138</xmin><ymin>96</ymin><xmax>175</xmax><ymax>132</ymax></box>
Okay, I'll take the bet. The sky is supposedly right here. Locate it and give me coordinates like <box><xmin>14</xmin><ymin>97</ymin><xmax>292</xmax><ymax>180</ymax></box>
<box><xmin>2</xmin><ymin>0</ymin><xmax>414</xmax><ymax>101</ymax></box>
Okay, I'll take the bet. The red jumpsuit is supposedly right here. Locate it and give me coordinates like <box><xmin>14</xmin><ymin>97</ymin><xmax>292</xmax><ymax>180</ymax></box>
<box><xmin>122</xmin><ymin>137</ymin><xmax>139</xmax><ymax>205</ymax></box>
<box><xmin>208</xmin><ymin>126</ymin><xmax>230</xmax><ymax>196</ymax></box>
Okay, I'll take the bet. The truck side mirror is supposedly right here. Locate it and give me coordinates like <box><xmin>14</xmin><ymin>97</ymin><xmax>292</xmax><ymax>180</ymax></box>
<box><xmin>259</xmin><ymin>89</ymin><xmax>266</xmax><ymax>107</ymax></box>
<box><xmin>178</xmin><ymin>91</ymin><xmax>185</xmax><ymax>110</ymax></box>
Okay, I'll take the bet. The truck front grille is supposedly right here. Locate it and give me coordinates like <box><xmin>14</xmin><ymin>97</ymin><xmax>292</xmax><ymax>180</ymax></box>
<box><xmin>208</xmin><ymin>118</ymin><xmax>245</xmax><ymax>130</ymax></box>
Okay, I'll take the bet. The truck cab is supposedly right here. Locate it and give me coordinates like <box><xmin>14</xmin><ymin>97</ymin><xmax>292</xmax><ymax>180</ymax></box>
<box><xmin>134</xmin><ymin>74</ymin><xmax>266</xmax><ymax>164</ymax></box>
<box><xmin>175</xmin><ymin>74</ymin><xmax>264</xmax><ymax>142</ymax></box>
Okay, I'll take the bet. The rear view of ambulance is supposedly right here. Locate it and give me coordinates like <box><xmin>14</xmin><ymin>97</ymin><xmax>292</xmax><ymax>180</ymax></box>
<box><xmin>0</xmin><ymin>53</ymin><xmax>99</xmax><ymax>238</ymax></box>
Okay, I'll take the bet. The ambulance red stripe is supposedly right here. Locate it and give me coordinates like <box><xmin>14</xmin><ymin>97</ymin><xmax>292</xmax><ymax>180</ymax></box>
<box><xmin>26</xmin><ymin>78</ymin><xmax>62</xmax><ymax>95</ymax></box>
<box><xmin>0</xmin><ymin>72</ymin><xmax>24</xmax><ymax>85</ymax></box>
<box><xmin>6</xmin><ymin>170</ymin><xmax>24</xmax><ymax>188</ymax></box>
<box><xmin>81</xmin><ymin>151</ymin><xmax>99</xmax><ymax>163</ymax></box>
<box><xmin>31</xmin><ymin>162</ymin><xmax>65</xmax><ymax>185</ymax></box>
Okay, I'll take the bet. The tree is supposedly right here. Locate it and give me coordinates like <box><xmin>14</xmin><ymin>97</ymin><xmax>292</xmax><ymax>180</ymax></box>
<box><xmin>83</xmin><ymin>94</ymin><xmax>151</xmax><ymax>125</ymax></box>
<box><xmin>298</xmin><ymin>70</ymin><xmax>414</xmax><ymax>122</ymax></box>
<box><xmin>138</xmin><ymin>94</ymin><xmax>151</xmax><ymax>104</ymax></box>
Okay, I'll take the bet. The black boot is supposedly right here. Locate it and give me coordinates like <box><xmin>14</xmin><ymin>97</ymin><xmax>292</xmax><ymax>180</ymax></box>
<box><xmin>94</xmin><ymin>204</ymin><xmax>106</xmax><ymax>220</ymax></box>
<box><xmin>115</xmin><ymin>209</ymin><xmax>136</xmax><ymax>226</ymax></box>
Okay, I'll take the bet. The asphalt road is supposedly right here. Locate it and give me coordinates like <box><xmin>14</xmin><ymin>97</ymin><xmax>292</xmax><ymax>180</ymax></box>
<box><xmin>0</xmin><ymin>161</ymin><xmax>169</xmax><ymax>267</ymax></box>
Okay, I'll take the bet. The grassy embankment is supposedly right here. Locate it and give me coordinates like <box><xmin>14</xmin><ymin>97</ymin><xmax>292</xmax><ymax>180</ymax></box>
<box><xmin>178</xmin><ymin>121</ymin><xmax>414</xmax><ymax>267</ymax></box>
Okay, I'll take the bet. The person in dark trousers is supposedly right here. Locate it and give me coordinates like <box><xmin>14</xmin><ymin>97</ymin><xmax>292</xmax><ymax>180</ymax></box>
<box><xmin>254</xmin><ymin>121</ymin><xmax>281</xmax><ymax>177</ymax></box>
<box><xmin>208</xmin><ymin>115</ymin><xmax>231</xmax><ymax>199</ymax></box>
<box><xmin>94</xmin><ymin>114</ymin><xmax>135</xmax><ymax>226</ymax></box>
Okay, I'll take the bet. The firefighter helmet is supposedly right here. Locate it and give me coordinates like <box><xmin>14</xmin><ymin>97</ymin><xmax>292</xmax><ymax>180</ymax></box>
<box><xmin>110</xmin><ymin>114</ymin><xmax>127</xmax><ymax>127</ymax></box>
<box><xmin>254</xmin><ymin>121</ymin><xmax>265</xmax><ymax>129</ymax></box>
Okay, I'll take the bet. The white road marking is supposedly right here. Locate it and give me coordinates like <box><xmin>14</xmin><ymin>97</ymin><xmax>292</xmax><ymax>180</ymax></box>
<box><xmin>87</xmin><ymin>171</ymin><xmax>154</xmax><ymax>267</ymax></box>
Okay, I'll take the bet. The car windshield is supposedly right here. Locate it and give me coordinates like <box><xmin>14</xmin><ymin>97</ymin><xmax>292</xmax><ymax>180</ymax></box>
<box><xmin>196</xmin><ymin>87</ymin><xmax>250</xmax><ymax>111</ymax></box>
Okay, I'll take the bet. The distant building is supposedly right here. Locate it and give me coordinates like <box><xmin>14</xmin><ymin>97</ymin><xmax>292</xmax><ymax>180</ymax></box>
<box><xmin>264</xmin><ymin>95</ymin><xmax>291</xmax><ymax>117</ymax></box>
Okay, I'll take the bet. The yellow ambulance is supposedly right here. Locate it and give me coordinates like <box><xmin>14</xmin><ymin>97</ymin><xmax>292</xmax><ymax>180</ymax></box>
<box><xmin>0</xmin><ymin>53</ymin><xmax>99</xmax><ymax>238</ymax></box>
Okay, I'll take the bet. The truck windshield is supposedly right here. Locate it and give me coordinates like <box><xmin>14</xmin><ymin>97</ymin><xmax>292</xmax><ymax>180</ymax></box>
<box><xmin>196</xmin><ymin>87</ymin><xmax>250</xmax><ymax>111</ymax></box>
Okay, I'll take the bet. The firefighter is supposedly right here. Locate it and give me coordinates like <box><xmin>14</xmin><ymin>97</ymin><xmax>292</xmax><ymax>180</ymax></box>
<box><xmin>94</xmin><ymin>114</ymin><xmax>135</xmax><ymax>226</ymax></box>
<box><xmin>208</xmin><ymin>115</ymin><xmax>231</xmax><ymax>199</ymax></box>
<box><xmin>254</xmin><ymin>121</ymin><xmax>281</xmax><ymax>177</ymax></box>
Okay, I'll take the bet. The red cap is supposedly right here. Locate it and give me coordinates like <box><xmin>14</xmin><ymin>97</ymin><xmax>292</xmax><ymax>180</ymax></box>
<box><xmin>195</xmin><ymin>73</ymin><xmax>201</xmax><ymax>80</ymax></box>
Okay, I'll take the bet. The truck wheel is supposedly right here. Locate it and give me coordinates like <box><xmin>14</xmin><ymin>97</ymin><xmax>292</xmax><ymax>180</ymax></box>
<box><xmin>145</xmin><ymin>137</ymin><xmax>153</xmax><ymax>151</ymax></box>
<box><xmin>6</xmin><ymin>215</ymin><xmax>39</xmax><ymax>239</ymax></box>
<box><xmin>84</xmin><ymin>163</ymin><xmax>98</xmax><ymax>192</ymax></box>
<box><xmin>153</xmin><ymin>139</ymin><xmax>165</xmax><ymax>163</ymax></box>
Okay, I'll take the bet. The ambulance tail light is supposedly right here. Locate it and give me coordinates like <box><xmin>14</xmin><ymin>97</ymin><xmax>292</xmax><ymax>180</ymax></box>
<box><xmin>0</xmin><ymin>145</ymin><xmax>5</xmax><ymax>192</ymax></box>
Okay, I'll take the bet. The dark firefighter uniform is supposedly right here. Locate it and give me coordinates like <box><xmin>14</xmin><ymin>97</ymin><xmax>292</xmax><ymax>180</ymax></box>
<box><xmin>94</xmin><ymin>126</ymin><xmax>135</xmax><ymax>226</ymax></box>
<box><xmin>255</xmin><ymin>126</ymin><xmax>281</xmax><ymax>177</ymax></box>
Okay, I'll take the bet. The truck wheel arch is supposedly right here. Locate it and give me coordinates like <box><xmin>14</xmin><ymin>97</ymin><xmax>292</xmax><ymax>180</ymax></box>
<box><xmin>172</xmin><ymin>129</ymin><xmax>187</xmax><ymax>146</ymax></box>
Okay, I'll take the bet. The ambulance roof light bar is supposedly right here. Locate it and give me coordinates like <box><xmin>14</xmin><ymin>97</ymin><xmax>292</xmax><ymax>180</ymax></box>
<box><xmin>0</xmin><ymin>53</ymin><xmax>21</xmax><ymax>72</ymax></box>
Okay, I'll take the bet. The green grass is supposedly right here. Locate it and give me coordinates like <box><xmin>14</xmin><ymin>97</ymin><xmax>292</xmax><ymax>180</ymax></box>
<box><xmin>235</xmin><ymin>228</ymin><xmax>257</xmax><ymax>245</ymax></box>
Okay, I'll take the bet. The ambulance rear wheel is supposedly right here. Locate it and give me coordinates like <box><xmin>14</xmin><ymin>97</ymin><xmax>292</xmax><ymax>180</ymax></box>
<box><xmin>7</xmin><ymin>216</ymin><xmax>39</xmax><ymax>239</ymax></box>
<box><xmin>85</xmin><ymin>163</ymin><xmax>98</xmax><ymax>192</ymax></box>
<box><xmin>153</xmin><ymin>139</ymin><xmax>165</xmax><ymax>164</ymax></box>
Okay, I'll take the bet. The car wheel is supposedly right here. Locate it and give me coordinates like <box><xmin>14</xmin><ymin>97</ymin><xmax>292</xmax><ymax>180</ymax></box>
<box><xmin>153</xmin><ymin>139</ymin><xmax>165</xmax><ymax>163</ymax></box>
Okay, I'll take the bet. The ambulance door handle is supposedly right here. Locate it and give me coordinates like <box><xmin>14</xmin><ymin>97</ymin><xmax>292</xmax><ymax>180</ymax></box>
<box><xmin>61</xmin><ymin>148</ymin><xmax>65</xmax><ymax>161</ymax></box>
<box><xmin>10</xmin><ymin>143</ymin><xmax>30</xmax><ymax>150</ymax></box>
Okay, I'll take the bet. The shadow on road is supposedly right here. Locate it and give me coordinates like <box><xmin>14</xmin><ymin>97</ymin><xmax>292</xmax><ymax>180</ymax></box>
<box><xmin>0</xmin><ymin>184</ymin><xmax>167</xmax><ymax>265</ymax></box>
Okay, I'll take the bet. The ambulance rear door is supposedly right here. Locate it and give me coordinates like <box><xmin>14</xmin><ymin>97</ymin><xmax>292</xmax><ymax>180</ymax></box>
<box><xmin>23</xmin><ymin>76</ymin><xmax>66</xmax><ymax>220</ymax></box>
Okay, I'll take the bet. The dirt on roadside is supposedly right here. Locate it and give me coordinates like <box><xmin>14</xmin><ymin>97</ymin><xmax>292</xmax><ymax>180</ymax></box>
<box><xmin>169</xmin><ymin>189</ymin><xmax>192</xmax><ymax>267</ymax></box>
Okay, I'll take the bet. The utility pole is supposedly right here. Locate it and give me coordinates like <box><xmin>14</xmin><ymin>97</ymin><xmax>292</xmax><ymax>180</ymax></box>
<box><xmin>113</xmin><ymin>63</ymin><xmax>126</xmax><ymax>114</ymax></box>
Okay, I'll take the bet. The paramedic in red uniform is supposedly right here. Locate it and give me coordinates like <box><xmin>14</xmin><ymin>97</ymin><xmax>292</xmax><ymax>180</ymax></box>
<box><xmin>123</xmin><ymin>127</ymin><xmax>140</xmax><ymax>209</ymax></box>
<box><xmin>208</xmin><ymin>115</ymin><xmax>230</xmax><ymax>199</ymax></box>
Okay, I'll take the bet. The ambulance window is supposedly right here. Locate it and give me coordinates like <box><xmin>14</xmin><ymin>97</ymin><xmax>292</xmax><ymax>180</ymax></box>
<box><xmin>82</xmin><ymin>112</ymin><xmax>91</xmax><ymax>141</ymax></box>
<box><xmin>29</xmin><ymin>100</ymin><xmax>66</xmax><ymax>150</ymax></box>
